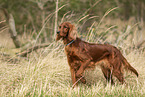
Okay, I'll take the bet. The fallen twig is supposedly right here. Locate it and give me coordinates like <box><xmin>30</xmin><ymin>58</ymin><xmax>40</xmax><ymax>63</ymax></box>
<box><xmin>17</xmin><ymin>43</ymin><xmax>50</xmax><ymax>57</ymax></box>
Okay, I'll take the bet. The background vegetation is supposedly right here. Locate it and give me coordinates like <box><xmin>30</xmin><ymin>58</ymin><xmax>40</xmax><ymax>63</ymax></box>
<box><xmin>0</xmin><ymin>0</ymin><xmax>145</xmax><ymax>42</ymax></box>
<box><xmin>0</xmin><ymin>0</ymin><xmax>145</xmax><ymax>96</ymax></box>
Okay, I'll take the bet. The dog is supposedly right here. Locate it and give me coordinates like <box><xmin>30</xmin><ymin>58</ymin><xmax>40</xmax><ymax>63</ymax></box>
<box><xmin>56</xmin><ymin>22</ymin><xmax>138</xmax><ymax>88</ymax></box>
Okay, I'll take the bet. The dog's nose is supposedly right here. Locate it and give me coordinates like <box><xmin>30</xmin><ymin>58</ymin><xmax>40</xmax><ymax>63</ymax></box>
<box><xmin>57</xmin><ymin>31</ymin><xmax>60</xmax><ymax>34</ymax></box>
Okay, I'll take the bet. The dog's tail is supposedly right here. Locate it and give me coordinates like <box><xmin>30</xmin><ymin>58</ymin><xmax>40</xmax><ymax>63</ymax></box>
<box><xmin>122</xmin><ymin>56</ymin><xmax>138</xmax><ymax>77</ymax></box>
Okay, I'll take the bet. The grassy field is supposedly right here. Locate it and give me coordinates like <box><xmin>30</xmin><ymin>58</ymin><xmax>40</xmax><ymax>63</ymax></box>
<box><xmin>0</xmin><ymin>18</ymin><xmax>145</xmax><ymax>97</ymax></box>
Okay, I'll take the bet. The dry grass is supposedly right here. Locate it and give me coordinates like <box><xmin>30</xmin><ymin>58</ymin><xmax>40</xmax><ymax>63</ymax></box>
<box><xmin>0</xmin><ymin>17</ymin><xmax>145</xmax><ymax>96</ymax></box>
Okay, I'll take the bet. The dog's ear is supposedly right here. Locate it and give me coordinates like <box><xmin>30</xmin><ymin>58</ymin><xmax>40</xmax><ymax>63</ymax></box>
<box><xmin>68</xmin><ymin>23</ymin><xmax>77</xmax><ymax>40</ymax></box>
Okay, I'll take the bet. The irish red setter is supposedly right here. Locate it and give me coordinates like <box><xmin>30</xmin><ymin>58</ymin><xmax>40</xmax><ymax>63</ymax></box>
<box><xmin>56</xmin><ymin>22</ymin><xmax>138</xmax><ymax>88</ymax></box>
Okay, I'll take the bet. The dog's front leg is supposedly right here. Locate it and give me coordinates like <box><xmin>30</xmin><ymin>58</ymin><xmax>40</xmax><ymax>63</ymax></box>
<box><xmin>70</xmin><ymin>68</ymin><xmax>77</xmax><ymax>88</ymax></box>
<box><xmin>76</xmin><ymin>59</ymin><xmax>91</xmax><ymax>78</ymax></box>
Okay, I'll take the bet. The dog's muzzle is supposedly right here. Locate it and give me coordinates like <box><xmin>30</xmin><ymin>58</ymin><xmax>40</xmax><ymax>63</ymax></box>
<box><xmin>57</xmin><ymin>31</ymin><xmax>60</xmax><ymax>34</ymax></box>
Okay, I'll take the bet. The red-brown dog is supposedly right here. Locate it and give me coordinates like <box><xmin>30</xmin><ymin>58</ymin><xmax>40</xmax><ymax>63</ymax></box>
<box><xmin>56</xmin><ymin>22</ymin><xmax>138</xmax><ymax>88</ymax></box>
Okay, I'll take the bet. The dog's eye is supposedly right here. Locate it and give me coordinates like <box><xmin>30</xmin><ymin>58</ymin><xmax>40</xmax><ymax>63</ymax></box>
<box><xmin>64</xmin><ymin>26</ymin><xmax>67</xmax><ymax>28</ymax></box>
<box><xmin>59</xmin><ymin>26</ymin><xmax>61</xmax><ymax>29</ymax></box>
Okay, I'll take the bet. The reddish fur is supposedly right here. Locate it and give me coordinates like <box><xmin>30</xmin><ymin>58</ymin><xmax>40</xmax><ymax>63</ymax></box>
<box><xmin>56</xmin><ymin>22</ymin><xmax>138</xmax><ymax>88</ymax></box>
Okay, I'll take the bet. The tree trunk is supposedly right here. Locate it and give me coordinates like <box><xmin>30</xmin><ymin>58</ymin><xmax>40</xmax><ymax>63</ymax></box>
<box><xmin>9</xmin><ymin>14</ymin><xmax>21</xmax><ymax>48</ymax></box>
<box><xmin>54</xmin><ymin>0</ymin><xmax>58</xmax><ymax>39</ymax></box>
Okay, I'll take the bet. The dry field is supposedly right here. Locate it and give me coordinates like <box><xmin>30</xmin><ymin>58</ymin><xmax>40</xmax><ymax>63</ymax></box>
<box><xmin>0</xmin><ymin>18</ymin><xmax>145</xmax><ymax>96</ymax></box>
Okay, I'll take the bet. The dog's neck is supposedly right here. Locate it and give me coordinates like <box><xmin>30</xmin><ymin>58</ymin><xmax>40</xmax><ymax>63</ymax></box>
<box><xmin>63</xmin><ymin>37</ymin><xmax>75</xmax><ymax>46</ymax></box>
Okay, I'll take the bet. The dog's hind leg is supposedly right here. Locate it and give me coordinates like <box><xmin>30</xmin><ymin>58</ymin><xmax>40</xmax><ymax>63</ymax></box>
<box><xmin>101</xmin><ymin>65</ymin><xmax>114</xmax><ymax>85</ymax></box>
<box><xmin>113</xmin><ymin>69</ymin><xmax>125</xmax><ymax>84</ymax></box>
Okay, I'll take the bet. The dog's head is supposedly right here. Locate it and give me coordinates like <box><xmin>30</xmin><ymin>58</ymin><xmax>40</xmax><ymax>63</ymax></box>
<box><xmin>56</xmin><ymin>22</ymin><xmax>77</xmax><ymax>41</ymax></box>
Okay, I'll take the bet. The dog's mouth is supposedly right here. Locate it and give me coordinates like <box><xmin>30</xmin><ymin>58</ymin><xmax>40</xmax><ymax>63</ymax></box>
<box><xmin>56</xmin><ymin>31</ymin><xmax>62</xmax><ymax>41</ymax></box>
<box><xmin>56</xmin><ymin>34</ymin><xmax>61</xmax><ymax>41</ymax></box>
<box><xmin>56</xmin><ymin>30</ymin><xmax>69</xmax><ymax>41</ymax></box>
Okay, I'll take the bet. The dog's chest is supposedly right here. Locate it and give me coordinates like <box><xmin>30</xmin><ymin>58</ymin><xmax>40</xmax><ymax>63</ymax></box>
<box><xmin>65</xmin><ymin>46</ymin><xmax>75</xmax><ymax>57</ymax></box>
<box><xmin>65</xmin><ymin>46</ymin><xmax>81</xmax><ymax>60</ymax></box>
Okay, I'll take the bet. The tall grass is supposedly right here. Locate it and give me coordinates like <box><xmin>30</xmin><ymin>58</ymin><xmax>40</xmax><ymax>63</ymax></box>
<box><xmin>0</xmin><ymin>13</ymin><xmax>145</xmax><ymax>97</ymax></box>
<box><xmin>0</xmin><ymin>40</ymin><xmax>145</xmax><ymax>96</ymax></box>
